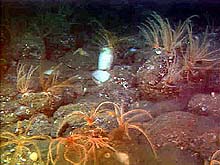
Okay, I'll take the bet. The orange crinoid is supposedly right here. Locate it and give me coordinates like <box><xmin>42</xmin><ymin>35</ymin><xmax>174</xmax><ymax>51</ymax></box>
<box><xmin>47</xmin><ymin>127</ymin><xmax>116</xmax><ymax>165</ymax></box>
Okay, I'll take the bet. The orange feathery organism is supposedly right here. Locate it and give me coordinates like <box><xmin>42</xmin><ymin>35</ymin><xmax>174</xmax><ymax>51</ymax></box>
<box><xmin>84</xmin><ymin>116</ymin><xmax>95</xmax><ymax>126</ymax></box>
<box><xmin>84</xmin><ymin>107</ymin><xmax>98</xmax><ymax>126</ymax></box>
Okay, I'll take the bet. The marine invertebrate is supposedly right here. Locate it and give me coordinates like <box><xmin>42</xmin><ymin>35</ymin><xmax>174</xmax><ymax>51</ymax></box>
<box><xmin>136</xmin><ymin>12</ymin><xmax>197</xmax><ymax>100</ymax></box>
<box><xmin>137</xmin><ymin>12</ymin><xmax>220</xmax><ymax>100</ymax></box>
<box><xmin>93</xmin><ymin>27</ymin><xmax>120</xmax><ymax>50</ymax></box>
<box><xmin>106</xmin><ymin>102</ymin><xmax>158</xmax><ymax>158</ymax></box>
<box><xmin>180</xmin><ymin>27</ymin><xmax>220</xmax><ymax>82</ymax></box>
<box><xmin>16</xmin><ymin>63</ymin><xmax>38</xmax><ymax>94</ymax></box>
<box><xmin>39</xmin><ymin>63</ymin><xmax>62</xmax><ymax>92</ymax></box>
<box><xmin>47</xmin><ymin>133</ymin><xmax>87</xmax><ymax>165</ymax></box>
<box><xmin>91</xmin><ymin>21</ymin><xmax>128</xmax><ymax>56</ymax></box>
<box><xmin>49</xmin><ymin>102</ymin><xmax>120</xmax><ymax>164</ymax></box>
<box><xmin>76</xmin><ymin>127</ymin><xmax>116</xmax><ymax>163</ymax></box>
<box><xmin>138</xmin><ymin>12</ymin><xmax>195</xmax><ymax>54</ymax></box>
<box><xmin>56</xmin><ymin>101</ymin><xmax>113</xmax><ymax>136</ymax></box>
<box><xmin>0</xmin><ymin>120</ymin><xmax>51</xmax><ymax>165</ymax></box>
<box><xmin>55</xmin><ymin>101</ymin><xmax>157</xmax><ymax>164</ymax></box>
<box><xmin>210</xmin><ymin>150</ymin><xmax>220</xmax><ymax>165</ymax></box>
<box><xmin>137</xmin><ymin>53</ymin><xmax>182</xmax><ymax>100</ymax></box>
<box><xmin>48</xmin><ymin>127</ymin><xmax>116</xmax><ymax>165</ymax></box>
<box><xmin>39</xmin><ymin>63</ymin><xmax>81</xmax><ymax>95</ymax></box>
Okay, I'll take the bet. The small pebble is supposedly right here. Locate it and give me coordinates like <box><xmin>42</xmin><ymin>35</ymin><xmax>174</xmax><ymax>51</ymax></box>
<box><xmin>29</xmin><ymin>152</ymin><xmax>38</xmax><ymax>161</ymax></box>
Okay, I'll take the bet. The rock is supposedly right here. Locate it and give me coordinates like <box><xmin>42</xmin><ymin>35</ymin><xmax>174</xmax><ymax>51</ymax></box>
<box><xmin>143</xmin><ymin>111</ymin><xmax>219</xmax><ymax>159</ymax></box>
<box><xmin>92</xmin><ymin>70</ymin><xmax>111</xmax><ymax>84</ymax></box>
<box><xmin>136</xmin><ymin>56</ymin><xmax>181</xmax><ymax>101</ymax></box>
<box><xmin>25</xmin><ymin>113</ymin><xmax>52</xmax><ymax>136</ymax></box>
<box><xmin>0</xmin><ymin>100</ymin><xmax>20</xmax><ymax>125</ymax></box>
<box><xmin>29</xmin><ymin>152</ymin><xmax>38</xmax><ymax>162</ymax></box>
<box><xmin>188</xmin><ymin>93</ymin><xmax>220</xmax><ymax>122</ymax></box>
<box><xmin>51</xmin><ymin>103</ymin><xmax>93</xmax><ymax>136</ymax></box>
<box><xmin>130</xmin><ymin>96</ymin><xmax>189</xmax><ymax>118</ymax></box>
<box><xmin>10</xmin><ymin>32</ymin><xmax>45</xmax><ymax>61</ymax></box>
<box><xmin>18</xmin><ymin>92</ymin><xmax>62</xmax><ymax>117</ymax></box>
<box><xmin>14</xmin><ymin>105</ymin><xmax>32</xmax><ymax>120</ymax></box>
<box><xmin>157</xmin><ymin>143</ymin><xmax>203</xmax><ymax>165</ymax></box>
<box><xmin>86</xmin><ymin>65</ymin><xmax>139</xmax><ymax>110</ymax></box>
<box><xmin>51</xmin><ymin>102</ymin><xmax>118</xmax><ymax>137</ymax></box>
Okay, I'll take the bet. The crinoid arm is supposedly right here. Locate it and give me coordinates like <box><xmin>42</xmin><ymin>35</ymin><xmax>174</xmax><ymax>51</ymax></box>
<box><xmin>0</xmin><ymin>131</ymin><xmax>17</xmax><ymax>141</ymax></box>
<box><xmin>127</xmin><ymin>124</ymin><xmax>157</xmax><ymax>159</ymax></box>
<box><xmin>121</xmin><ymin>109</ymin><xmax>153</xmax><ymax>124</ymax></box>
<box><xmin>105</xmin><ymin>104</ymin><xmax>157</xmax><ymax>159</ymax></box>
<box><xmin>47</xmin><ymin>138</ymin><xmax>64</xmax><ymax>165</ymax></box>
<box><xmin>47</xmin><ymin>135</ymin><xmax>88</xmax><ymax>165</ymax></box>
<box><xmin>115</xmin><ymin>108</ymin><xmax>157</xmax><ymax>158</ymax></box>
<box><xmin>138</xmin><ymin>12</ymin><xmax>197</xmax><ymax>54</ymax></box>
<box><xmin>63</xmin><ymin>142</ymin><xmax>87</xmax><ymax>165</ymax></box>
<box><xmin>210</xmin><ymin>160</ymin><xmax>220</xmax><ymax>165</ymax></box>
<box><xmin>16</xmin><ymin>63</ymin><xmax>38</xmax><ymax>94</ymax></box>
<box><xmin>0</xmin><ymin>119</ymin><xmax>51</xmax><ymax>165</ymax></box>
<box><xmin>56</xmin><ymin>101</ymin><xmax>121</xmax><ymax>137</ymax></box>
<box><xmin>210</xmin><ymin>150</ymin><xmax>220</xmax><ymax>165</ymax></box>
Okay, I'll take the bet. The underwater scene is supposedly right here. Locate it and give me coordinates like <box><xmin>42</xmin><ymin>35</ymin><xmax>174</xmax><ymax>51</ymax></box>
<box><xmin>0</xmin><ymin>0</ymin><xmax>220</xmax><ymax>165</ymax></box>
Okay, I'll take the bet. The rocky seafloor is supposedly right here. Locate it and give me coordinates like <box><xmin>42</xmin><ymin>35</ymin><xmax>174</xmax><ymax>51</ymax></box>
<box><xmin>1</xmin><ymin>2</ymin><xmax>220</xmax><ymax>164</ymax></box>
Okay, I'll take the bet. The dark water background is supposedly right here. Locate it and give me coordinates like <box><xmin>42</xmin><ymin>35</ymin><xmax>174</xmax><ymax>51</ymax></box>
<box><xmin>2</xmin><ymin>0</ymin><xmax>220</xmax><ymax>28</ymax></box>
